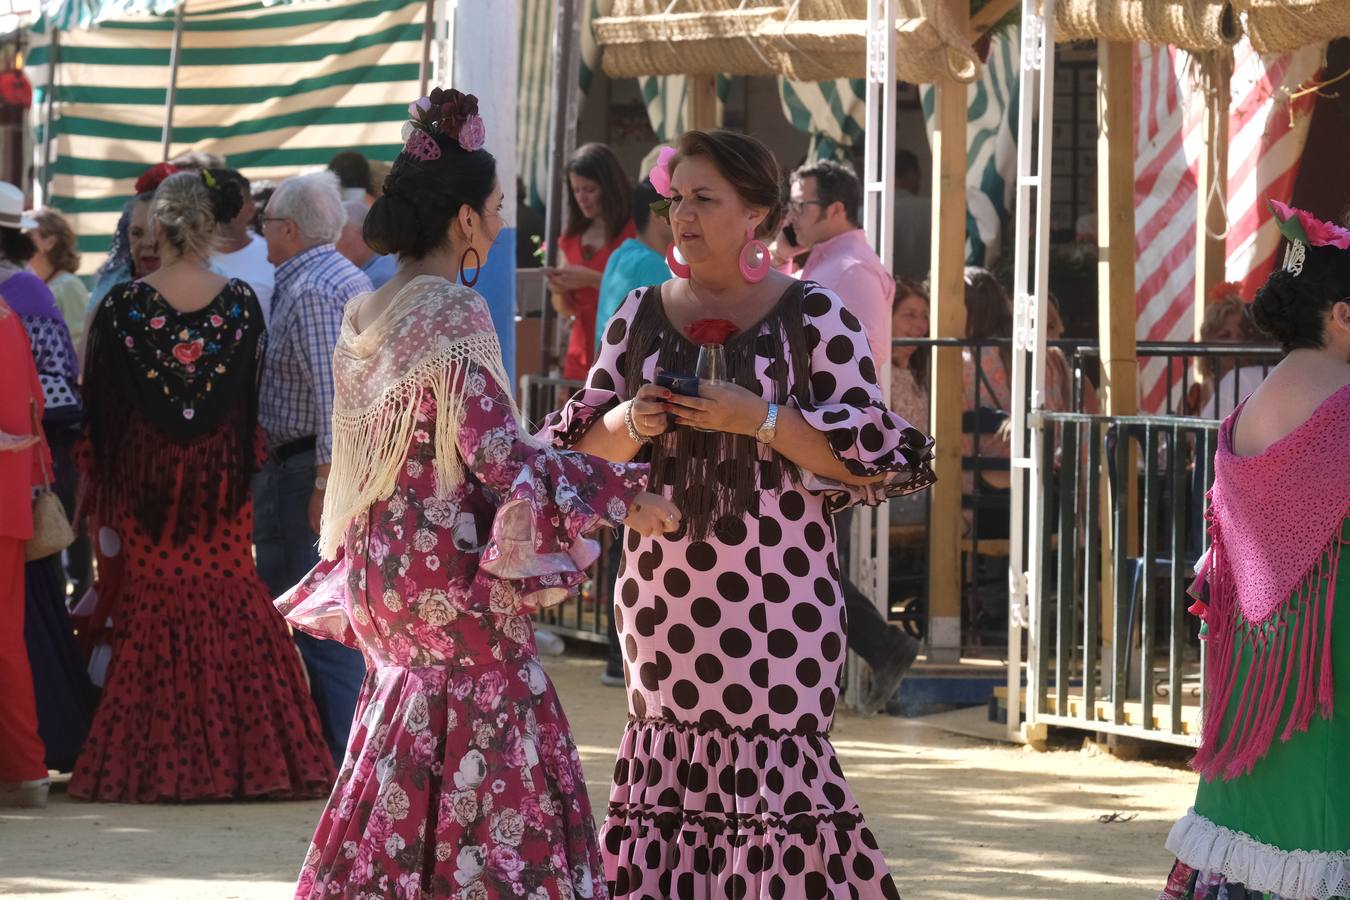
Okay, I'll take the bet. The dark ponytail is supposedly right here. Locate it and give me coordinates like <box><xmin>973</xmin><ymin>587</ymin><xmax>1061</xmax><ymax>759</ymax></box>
<box><xmin>365</xmin><ymin>135</ymin><xmax>496</xmax><ymax>260</ymax></box>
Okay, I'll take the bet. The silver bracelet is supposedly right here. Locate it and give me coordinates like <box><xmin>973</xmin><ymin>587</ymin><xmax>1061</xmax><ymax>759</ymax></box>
<box><xmin>623</xmin><ymin>401</ymin><xmax>652</xmax><ymax>444</ymax></box>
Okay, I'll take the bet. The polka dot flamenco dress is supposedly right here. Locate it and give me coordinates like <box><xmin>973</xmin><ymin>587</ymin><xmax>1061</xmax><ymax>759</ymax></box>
<box><xmin>545</xmin><ymin>281</ymin><xmax>936</xmax><ymax>899</ymax></box>
<box><xmin>71</xmin><ymin>279</ymin><xmax>335</xmax><ymax>802</ymax></box>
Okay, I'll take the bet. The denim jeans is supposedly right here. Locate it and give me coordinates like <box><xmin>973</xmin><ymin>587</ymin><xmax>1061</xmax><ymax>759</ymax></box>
<box><xmin>253</xmin><ymin>449</ymin><xmax>365</xmax><ymax>764</ymax></box>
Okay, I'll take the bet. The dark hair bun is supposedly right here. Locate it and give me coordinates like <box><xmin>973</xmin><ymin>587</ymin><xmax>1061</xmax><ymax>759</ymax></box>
<box><xmin>365</xmin><ymin>134</ymin><xmax>496</xmax><ymax>260</ymax></box>
<box><xmin>1250</xmin><ymin>245</ymin><xmax>1350</xmax><ymax>352</ymax></box>
<box><xmin>203</xmin><ymin>168</ymin><xmax>244</xmax><ymax>225</ymax></box>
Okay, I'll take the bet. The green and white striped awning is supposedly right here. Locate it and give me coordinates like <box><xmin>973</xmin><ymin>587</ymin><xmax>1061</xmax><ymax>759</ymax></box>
<box><xmin>921</xmin><ymin>25</ymin><xmax>1020</xmax><ymax>267</ymax></box>
<box><xmin>27</xmin><ymin>0</ymin><xmax>425</xmax><ymax>274</ymax></box>
<box><xmin>778</xmin><ymin>76</ymin><xmax>866</xmax><ymax>164</ymax></box>
<box><xmin>40</xmin><ymin>0</ymin><xmax>298</xmax><ymax>30</ymax></box>
<box><xmin>517</xmin><ymin>0</ymin><xmax>610</xmax><ymax>212</ymax></box>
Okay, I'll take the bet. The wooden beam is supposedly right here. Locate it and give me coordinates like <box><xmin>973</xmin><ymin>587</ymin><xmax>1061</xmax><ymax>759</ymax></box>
<box><xmin>1096</xmin><ymin>40</ymin><xmax>1137</xmax><ymax>418</ymax></box>
<box><xmin>1096</xmin><ymin>40</ymin><xmax>1137</xmax><ymax>656</ymax></box>
<box><xmin>926</xmin><ymin>0</ymin><xmax>970</xmax><ymax>666</ymax></box>
<box><xmin>1193</xmin><ymin>51</ymin><xmax>1231</xmax><ymax>339</ymax></box>
<box><xmin>684</xmin><ymin>74</ymin><xmax>720</xmax><ymax>131</ymax></box>
<box><xmin>970</xmin><ymin>0</ymin><xmax>1018</xmax><ymax>36</ymax></box>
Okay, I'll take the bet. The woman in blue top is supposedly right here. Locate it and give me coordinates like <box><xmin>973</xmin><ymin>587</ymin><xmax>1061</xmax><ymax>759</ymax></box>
<box><xmin>593</xmin><ymin>177</ymin><xmax>673</xmax><ymax>355</ymax></box>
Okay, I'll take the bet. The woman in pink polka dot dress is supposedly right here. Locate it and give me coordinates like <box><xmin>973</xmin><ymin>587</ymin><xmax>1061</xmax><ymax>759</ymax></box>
<box><xmin>545</xmin><ymin>130</ymin><xmax>935</xmax><ymax>899</ymax></box>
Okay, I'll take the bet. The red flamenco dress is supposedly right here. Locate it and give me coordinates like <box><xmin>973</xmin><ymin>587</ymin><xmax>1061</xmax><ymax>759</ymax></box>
<box><xmin>70</xmin><ymin>279</ymin><xmax>334</xmax><ymax>802</ymax></box>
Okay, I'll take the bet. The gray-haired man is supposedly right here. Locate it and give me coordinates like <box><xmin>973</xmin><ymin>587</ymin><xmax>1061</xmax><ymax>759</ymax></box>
<box><xmin>256</xmin><ymin>171</ymin><xmax>372</xmax><ymax>763</ymax></box>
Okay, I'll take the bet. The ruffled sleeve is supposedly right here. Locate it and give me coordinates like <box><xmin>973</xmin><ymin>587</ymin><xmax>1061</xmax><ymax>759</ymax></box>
<box><xmin>540</xmin><ymin>287</ymin><xmax>644</xmax><ymax>448</ymax></box>
<box><xmin>792</xmin><ymin>283</ymin><xmax>936</xmax><ymax>511</ymax></box>
<box><xmin>458</xmin><ymin>358</ymin><xmax>648</xmax><ymax>611</ymax></box>
<box><xmin>275</xmin><ymin>551</ymin><xmax>361</xmax><ymax>649</ymax></box>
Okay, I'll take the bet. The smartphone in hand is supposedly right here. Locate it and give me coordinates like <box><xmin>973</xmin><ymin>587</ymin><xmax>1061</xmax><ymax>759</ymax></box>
<box><xmin>654</xmin><ymin>371</ymin><xmax>700</xmax><ymax>398</ymax></box>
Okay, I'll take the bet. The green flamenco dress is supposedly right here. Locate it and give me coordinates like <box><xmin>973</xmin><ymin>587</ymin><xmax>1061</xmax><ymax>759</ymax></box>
<box><xmin>1161</xmin><ymin>520</ymin><xmax>1350</xmax><ymax>900</ymax></box>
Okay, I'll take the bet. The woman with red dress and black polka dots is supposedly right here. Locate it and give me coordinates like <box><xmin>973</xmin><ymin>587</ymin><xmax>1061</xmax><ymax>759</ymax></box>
<box><xmin>545</xmin><ymin>130</ymin><xmax>936</xmax><ymax>899</ymax></box>
<box><xmin>71</xmin><ymin>171</ymin><xmax>333</xmax><ymax>802</ymax></box>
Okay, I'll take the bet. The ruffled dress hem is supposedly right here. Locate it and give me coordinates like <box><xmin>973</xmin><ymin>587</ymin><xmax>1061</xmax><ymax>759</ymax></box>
<box><xmin>1161</xmin><ymin>808</ymin><xmax>1350</xmax><ymax>900</ymax></box>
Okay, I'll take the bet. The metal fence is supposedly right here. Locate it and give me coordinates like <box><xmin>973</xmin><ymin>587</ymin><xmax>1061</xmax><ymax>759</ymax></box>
<box><xmin>519</xmin><ymin>372</ymin><xmax>615</xmax><ymax>644</ymax></box>
<box><xmin>1025</xmin><ymin>411</ymin><xmax>1219</xmax><ymax>745</ymax></box>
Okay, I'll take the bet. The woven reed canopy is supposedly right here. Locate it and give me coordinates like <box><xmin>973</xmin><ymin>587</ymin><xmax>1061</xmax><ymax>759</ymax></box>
<box><xmin>1051</xmin><ymin>0</ymin><xmax>1349</xmax><ymax>53</ymax></box>
<box><xmin>594</xmin><ymin>0</ymin><xmax>982</xmax><ymax>85</ymax></box>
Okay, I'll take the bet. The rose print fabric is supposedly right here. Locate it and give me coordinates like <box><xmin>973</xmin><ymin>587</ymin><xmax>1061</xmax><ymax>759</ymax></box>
<box><xmin>278</xmin><ymin>285</ymin><xmax>647</xmax><ymax>899</ymax></box>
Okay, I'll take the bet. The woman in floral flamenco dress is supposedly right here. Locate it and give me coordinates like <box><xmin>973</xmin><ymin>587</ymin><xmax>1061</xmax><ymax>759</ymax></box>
<box><xmin>1159</xmin><ymin>202</ymin><xmax>1350</xmax><ymax>900</ymax></box>
<box><xmin>277</xmin><ymin>89</ymin><xmax>679</xmax><ymax>899</ymax></box>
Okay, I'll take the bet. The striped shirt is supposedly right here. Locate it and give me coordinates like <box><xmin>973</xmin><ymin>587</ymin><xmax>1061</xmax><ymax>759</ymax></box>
<box><xmin>258</xmin><ymin>243</ymin><xmax>372</xmax><ymax>464</ymax></box>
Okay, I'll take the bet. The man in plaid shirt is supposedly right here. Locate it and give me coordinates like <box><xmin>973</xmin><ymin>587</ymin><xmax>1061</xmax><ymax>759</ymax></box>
<box><xmin>255</xmin><ymin>171</ymin><xmax>371</xmax><ymax>764</ymax></box>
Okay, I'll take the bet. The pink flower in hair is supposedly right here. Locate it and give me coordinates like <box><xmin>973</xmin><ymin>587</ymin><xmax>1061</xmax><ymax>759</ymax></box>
<box><xmin>1271</xmin><ymin>199</ymin><xmax>1350</xmax><ymax>250</ymax></box>
<box><xmin>407</xmin><ymin>96</ymin><xmax>432</xmax><ymax>119</ymax></box>
<box><xmin>458</xmin><ymin>114</ymin><xmax>486</xmax><ymax>152</ymax></box>
<box><xmin>649</xmin><ymin>145</ymin><xmax>676</xmax><ymax>198</ymax></box>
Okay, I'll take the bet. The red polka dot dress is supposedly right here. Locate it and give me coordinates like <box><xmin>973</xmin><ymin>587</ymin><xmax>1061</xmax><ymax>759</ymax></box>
<box><xmin>544</xmin><ymin>282</ymin><xmax>936</xmax><ymax>899</ymax></box>
<box><xmin>71</xmin><ymin>279</ymin><xmax>335</xmax><ymax>802</ymax></box>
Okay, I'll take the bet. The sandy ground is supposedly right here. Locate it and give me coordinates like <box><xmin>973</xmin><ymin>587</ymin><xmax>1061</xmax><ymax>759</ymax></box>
<box><xmin>0</xmin><ymin>654</ymin><xmax>1198</xmax><ymax>899</ymax></box>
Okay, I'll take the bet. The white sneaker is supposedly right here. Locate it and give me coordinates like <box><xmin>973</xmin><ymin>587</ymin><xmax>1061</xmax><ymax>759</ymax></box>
<box><xmin>599</xmin><ymin>671</ymin><xmax>625</xmax><ymax>687</ymax></box>
<box><xmin>0</xmin><ymin>778</ymin><xmax>50</xmax><ymax>808</ymax></box>
<box><xmin>534</xmin><ymin>629</ymin><xmax>565</xmax><ymax>657</ymax></box>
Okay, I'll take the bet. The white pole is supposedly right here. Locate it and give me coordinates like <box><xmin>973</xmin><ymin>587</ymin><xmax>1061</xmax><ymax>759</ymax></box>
<box><xmin>160</xmin><ymin>2</ymin><xmax>186</xmax><ymax>162</ymax></box>
<box><xmin>449</xmin><ymin>0</ymin><xmax>518</xmax><ymax>379</ymax></box>
<box><xmin>1008</xmin><ymin>1</ymin><xmax>1056</xmax><ymax>743</ymax></box>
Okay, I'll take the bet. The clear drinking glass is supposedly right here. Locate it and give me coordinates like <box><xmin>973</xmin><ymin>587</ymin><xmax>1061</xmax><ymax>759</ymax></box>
<box><xmin>693</xmin><ymin>344</ymin><xmax>725</xmax><ymax>432</ymax></box>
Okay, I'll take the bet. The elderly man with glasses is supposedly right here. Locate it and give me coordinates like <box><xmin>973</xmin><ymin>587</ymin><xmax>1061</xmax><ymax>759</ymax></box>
<box><xmin>256</xmin><ymin>170</ymin><xmax>372</xmax><ymax>764</ymax></box>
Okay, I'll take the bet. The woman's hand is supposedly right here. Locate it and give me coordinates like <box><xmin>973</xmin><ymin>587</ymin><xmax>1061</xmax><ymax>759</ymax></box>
<box><xmin>629</xmin><ymin>384</ymin><xmax>672</xmax><ymax>439</ymax></box>
<box><xmin>545</xmin><ymin>265</ymin><xmax>601</xmax><ymax>293</ymax></box>
<box><xmin>625</xmin><ymin>492</ymin><xmax>682</xmax><ymax>537</ymax></box>
<box><xmin>549</xmin><ymin>290</ymin><xmax>575</xmax><ymax>318</ymax></box>
<box><xmin>664</xmin><ymin>382</ymin><xmax>769</xmax><ymax>437</ymax></box>
<box><xmin>0</xmin><ymin>432</ymin><xmax>39</xmax><ymax>452</ymax></box>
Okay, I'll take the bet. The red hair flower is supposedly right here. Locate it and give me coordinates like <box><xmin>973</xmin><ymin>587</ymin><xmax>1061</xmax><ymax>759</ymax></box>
<box><xmin>686</xmin><ymin>319</ymin><xmax>739</xmax><ymax>346</ymax></box>
<box><xmin>135</xmin><ymin>162</ymin><xmax>179</xmax><ymax>195</ymax></box>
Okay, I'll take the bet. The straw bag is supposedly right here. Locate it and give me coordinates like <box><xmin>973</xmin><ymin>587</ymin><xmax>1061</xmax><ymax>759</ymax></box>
<box><xmin>24</xmin><ymin>398</ymin><xmax>74</xmax><ymax>562</ymax></box>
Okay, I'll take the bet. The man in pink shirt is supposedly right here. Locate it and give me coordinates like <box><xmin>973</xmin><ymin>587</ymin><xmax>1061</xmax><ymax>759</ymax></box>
<box><xmin>788</xmin><ymin>160</ymin><xmax>895</xmax><ymax>365</ymax></box>
<box><xmin>786</xmin><ymin>160</ymin><xmax>920</xmax><ymax>715</ymax></box>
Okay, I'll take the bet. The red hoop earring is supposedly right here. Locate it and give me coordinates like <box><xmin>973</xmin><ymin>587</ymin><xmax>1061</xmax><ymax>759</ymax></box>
<box><xmin>739</xmin><ymin>228</ymin><xmax>770</xmax><ymax>283</ymax></box>
<box><xmin>459</xmin><ymin>246</ymin><xmax>481</xmax><ymax>287</ymax></box>
<box><xmin>666</xmin><ymin>242</ymin><xmax>690</xmax><ymax>279</ymax></box>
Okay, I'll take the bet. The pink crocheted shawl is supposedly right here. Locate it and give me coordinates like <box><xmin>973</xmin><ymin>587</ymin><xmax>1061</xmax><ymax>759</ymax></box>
<box><xmin>1189</xmin><ymin>382</ymin><xmax>1350</xmax><ymax>780</ymax></box>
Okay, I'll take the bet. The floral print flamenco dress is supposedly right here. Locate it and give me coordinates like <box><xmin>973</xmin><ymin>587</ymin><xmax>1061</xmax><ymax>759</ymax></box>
<box><xmin>546</xmin><ymin>281</ymin><xmax>936</xmax><ymax>899</ymax></box>
<box><xmin>278</xmin><ymin>276</ymin><xmax>647</xmax><ymax>899</ymax></box>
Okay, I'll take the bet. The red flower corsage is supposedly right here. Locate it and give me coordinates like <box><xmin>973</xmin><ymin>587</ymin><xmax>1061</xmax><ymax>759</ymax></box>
<box><xmin>686</xmin><ymin>319</ymin><xmax>738</xmax><ymax>346</ymax></box>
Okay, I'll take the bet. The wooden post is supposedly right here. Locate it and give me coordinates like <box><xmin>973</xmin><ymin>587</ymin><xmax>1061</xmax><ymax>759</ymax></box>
<box><xmin>1096</xmin><ymin>40</ymin><xmax>1137</xmax><ymax>661</ymax></box>
<box><xmin>1193</xmin><ymin>51</ymin><xmax>1231</xmax><ymax>338</ymax></box>
<box><xmin>684</xmin><ymin>74</ymin><xmax>720</xmax><ymax>131</ymax></box>
<box><xmin>926</xmin><ymin>1</ymin><xmax>970</xmax><ymax>665</ymax></box>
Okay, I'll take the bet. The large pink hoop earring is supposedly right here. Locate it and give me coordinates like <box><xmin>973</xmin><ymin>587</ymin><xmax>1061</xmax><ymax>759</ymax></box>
<box><xmin>666</xmin><ymin>242</ymin><xmax>691</xmax><ymax>279</ymax></box>
<box><xmin>739</xmin><ymin>228</ymin><xmax>771</xmax><ymax>283</ymax></box>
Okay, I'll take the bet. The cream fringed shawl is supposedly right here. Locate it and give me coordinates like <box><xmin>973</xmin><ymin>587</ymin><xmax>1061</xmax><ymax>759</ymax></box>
<box><xmin>319</xmin><ymin>276</ymin><xmax>514</xmax><ymax>560</ymax></box>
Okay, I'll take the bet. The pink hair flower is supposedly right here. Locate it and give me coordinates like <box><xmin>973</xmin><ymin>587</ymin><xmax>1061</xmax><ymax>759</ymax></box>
<box><xmin>458</xmin><ymin>114</ymin><xmax>486</xmax><ymax>152</ymax></box>
<box><xmin>408</xmin><ymin>96</ymin><xmax>432</xmax><ymax>119</ymax></box>
<box><xmin>648</xmin><ymin>146</ymin><xmax>676</xmax><ymax>198</ymax></box>
<box><xmin>1270</xmin><ymin>199</ymin><xmax>1350</xmax><ymax>250</ymax></box>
